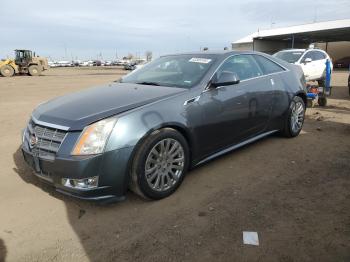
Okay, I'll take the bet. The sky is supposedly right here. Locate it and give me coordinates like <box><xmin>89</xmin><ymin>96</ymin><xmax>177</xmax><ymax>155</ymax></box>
<box><xmin>1</xmin><ymin>0</ymin><xmax>349</xmax><ymax>61</ymax></box>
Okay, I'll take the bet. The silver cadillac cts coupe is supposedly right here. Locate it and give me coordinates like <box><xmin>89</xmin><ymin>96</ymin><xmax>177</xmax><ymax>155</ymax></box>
<box><xmin>22</xmin><ymin>51</ymin><xmax>307</xmax><ymax>201</ymax></box>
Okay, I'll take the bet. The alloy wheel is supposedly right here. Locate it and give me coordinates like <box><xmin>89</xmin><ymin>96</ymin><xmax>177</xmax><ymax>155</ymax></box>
<box><xmin>145</xmin><ymin>138</ymin><xmax>185</xmax><ymax>192</ymax></box>
<box><xmin>290</xmin><ymin>101</ymin><xmax>304</xmax><ymax>133</ymax></box>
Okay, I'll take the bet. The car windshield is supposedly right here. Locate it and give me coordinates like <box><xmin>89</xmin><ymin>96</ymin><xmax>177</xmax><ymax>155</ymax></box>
<box><xmin>120</xmin><ymin>54</ymin><xmax>216</xmax><ymax>88</ymax></box>
<box><xmin>274</xmin><ymin>51</ymin><xmax>304</xmax><ymax>63</ymax></box>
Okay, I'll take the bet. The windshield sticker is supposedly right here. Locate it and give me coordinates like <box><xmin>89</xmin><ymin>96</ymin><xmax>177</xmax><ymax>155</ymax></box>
<box><xmin>189</xmin><ymin>58</ymin><xmax>212</xmax><ymax>64</ymax></box>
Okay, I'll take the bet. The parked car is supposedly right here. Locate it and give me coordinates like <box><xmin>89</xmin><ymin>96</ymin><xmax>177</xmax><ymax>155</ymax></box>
<box><xmin>334</xmin><ymin>56</ymin><xmax>350</xmax><ymax>69</ymax></box>
<box><xmin>56</xmin><ymin>61</ymin><xmax>73</xmax><ymax>67</ymax></box>
<box><xmin>21</xmin><ymin>51</ymin><xmax>307</xmax><ymax>201</ymax></box>
<box><xmin>124</xmin><ymin>62</ymin><xmax>136</xmax><ymax>70</ymax></box>
<box><xmin>273</xmin><ymin>48</ymin><xmax>333</xmax><ymax>86</ymax></box>
<box><xmin>72</xmin><ymin>60</ymin><xmax>82</xmax><ymax>67</ymax></box>
<box><xmin>48</xmin><ymin>61</ymin><xmax>58</xmax><ymax>68</ymax></box>
<box><xmin>93</xmin><ymin>60</ymin><xmax>101</xmax><ymax>66</ymax></box>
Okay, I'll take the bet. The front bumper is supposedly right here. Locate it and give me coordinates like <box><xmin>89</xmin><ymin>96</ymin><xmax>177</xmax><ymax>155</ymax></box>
<box><xmin>21</xmin><ymin>146</ymin><xmax>134</xmax><ymax>202</ymax></box>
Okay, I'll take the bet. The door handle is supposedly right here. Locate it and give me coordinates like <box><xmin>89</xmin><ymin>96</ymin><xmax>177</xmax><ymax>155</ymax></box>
<box><xmin>270</xmin><ymin>79</ymin><xmax>275</xmax><ymax>86</ymax></box>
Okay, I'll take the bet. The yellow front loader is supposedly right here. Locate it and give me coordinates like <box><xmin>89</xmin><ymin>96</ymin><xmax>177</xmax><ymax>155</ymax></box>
<box><xmin>0</xmin><ymin>59</ymin><xmax>18</xmax><ymax>77</ymax></box>
<box><xmin>0</xmin><ymin>49</ymin><xmax>48</xmax><ymax>77</ymax></box>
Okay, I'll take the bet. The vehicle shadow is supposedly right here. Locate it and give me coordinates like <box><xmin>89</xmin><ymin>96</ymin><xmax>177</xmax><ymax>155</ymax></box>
<box><xmin>0</xmin><ymin>238</ymin><xmax>6</xmax><ymax>262</ymax></box>
<box><xmin>13</xmin><ymin>147</ymin><xmax>62</xmax><ymax>199</ymax></box>
<box><xmin>12</xmin><ymin>147</ymin><xmax>148</xmax><ymax>261</ymax></box>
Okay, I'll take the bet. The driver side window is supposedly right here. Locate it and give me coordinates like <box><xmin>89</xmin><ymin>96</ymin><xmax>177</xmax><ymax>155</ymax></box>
<box><xmin>216</xmin><ymin>55</ymin><xmax>263</xmax><ymax>81</ymax></box>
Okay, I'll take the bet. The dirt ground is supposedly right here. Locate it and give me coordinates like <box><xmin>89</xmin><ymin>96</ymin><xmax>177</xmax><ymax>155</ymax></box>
<box><xmin>0</xmin><ymin>67</ymin><xmax>349</xmax><ymax>262</ymax></box>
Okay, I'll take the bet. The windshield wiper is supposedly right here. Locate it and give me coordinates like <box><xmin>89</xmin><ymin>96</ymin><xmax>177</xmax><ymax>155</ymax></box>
<box><xmin>136</xmin><ymin>81</ymin><xmax>160</xmax><ymax>86</ymax></box>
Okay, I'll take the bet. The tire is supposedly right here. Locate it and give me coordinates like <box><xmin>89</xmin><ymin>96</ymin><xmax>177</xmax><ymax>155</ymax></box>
<box><xmin>28</xmin><ymin>65</ymin><xmax>41</xmax><ymax>76</ymax></box>
<box><xmin>130</xmin><ymin>128</ymin><xmax>189</xmax><ymax>200</ymax></box>
<box><xmin>318</xmin><ymin>96</ymin><xmax>327</xmax><ymax>107</ymax></box>
<box><xmin>348</xmin><ymin>74</ymin><xmax>350</xmax><ymax>96</ymax></box>
<box><xmin>0</xmin><ymin>65</ymin><xmax>14</xmax><ymax>77</ymax></box>
<box><xmin>281</xmin><ymin>96</ymin><xmax>305</xmax><ymax>138</ymax></box>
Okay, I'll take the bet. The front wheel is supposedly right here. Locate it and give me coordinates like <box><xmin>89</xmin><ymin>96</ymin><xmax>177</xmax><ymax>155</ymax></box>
<box><xmin>281</xmin><ymin>96</ymin><xmax>305</xmax><ymax>138</ymax></box>
<box><xmin>0</xmin><ymin>65</ymin><xmax>14</xmax><ymax>77</ymax></box>
<box><xmin>130</xmin><ymin>128</ymin><xmax>189</xmax><ymax>200</ymax></box>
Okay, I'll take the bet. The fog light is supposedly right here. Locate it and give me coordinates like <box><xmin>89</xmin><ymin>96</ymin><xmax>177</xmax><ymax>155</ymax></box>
<box><xmin>61</xmin><ymin>176</ymin><xmax>99</xmax><ymax>189</ymax></box>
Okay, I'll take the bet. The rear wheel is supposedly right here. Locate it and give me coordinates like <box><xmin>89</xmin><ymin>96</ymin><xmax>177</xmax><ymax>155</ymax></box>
<box><xmin>28</xmin><ymin>65</ymin><xmax>41</xmax><ymax>76</ymax></box>
<box><xmin>318</xmin><ymin>96</ymin><xmax>327</xmax><ymax>107</ymax></box>
<box><xmin>281</xmin><ymin>96</ymin><xmax>305</xmax><ymax>138</ymax></box>
<box><xmin>130</xmin><ymin>128</ymin><xmax>189</xmax><ymax>200</ymax></box>
<box><xmin>0</xmin><ymin>65</ymin><xmax>14</xmax><ymax>77</ymax></box>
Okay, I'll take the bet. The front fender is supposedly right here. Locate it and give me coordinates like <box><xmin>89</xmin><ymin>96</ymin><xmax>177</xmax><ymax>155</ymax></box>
<box><xmin>104</xmin><ymin>91</ymin><xmax>197</xmax><ymax>153</ymax></box>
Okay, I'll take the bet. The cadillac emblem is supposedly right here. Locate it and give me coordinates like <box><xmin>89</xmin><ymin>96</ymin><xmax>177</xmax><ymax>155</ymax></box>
<box><xmin>29</xmin><ymin>134</ymin><xmax>38</xmax><ymax>148</ymax></box>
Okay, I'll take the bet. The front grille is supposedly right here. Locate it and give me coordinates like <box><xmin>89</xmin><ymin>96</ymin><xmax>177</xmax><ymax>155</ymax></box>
<box><xmin>24</xmin><ymin>119</ymin><xmax>67</xmax><ymax>161</ymax></box>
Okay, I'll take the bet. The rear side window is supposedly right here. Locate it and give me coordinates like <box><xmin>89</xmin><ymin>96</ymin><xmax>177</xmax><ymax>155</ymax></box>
<box><xmin>313</xmin><ymin>51</ymin><xmax>326</xmax><ymax>60</ymax></box>
<box><xmin>253</xmin><ymin>55</ymin><xmax>285</xmax><ymax>74</ymax></box>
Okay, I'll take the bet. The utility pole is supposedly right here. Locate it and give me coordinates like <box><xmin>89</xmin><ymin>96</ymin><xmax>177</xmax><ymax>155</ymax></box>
<box><xmin>64</xmin><ymin>43</ymin><xmax>67</xmax><ymax>60</ymax></box>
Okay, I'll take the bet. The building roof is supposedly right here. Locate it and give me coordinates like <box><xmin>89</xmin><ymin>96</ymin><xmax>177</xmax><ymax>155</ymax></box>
<box><xmin>233</xmin><ymin>19</ymin><xmax>350</xmax><ymax>44</ymax></box>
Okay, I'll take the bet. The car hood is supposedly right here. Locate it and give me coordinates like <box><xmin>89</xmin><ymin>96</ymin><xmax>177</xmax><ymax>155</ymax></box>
<box><xmin>32</xmin><ymin>83</ymin><xmax>186</xmax><ymax>130</ymax></box>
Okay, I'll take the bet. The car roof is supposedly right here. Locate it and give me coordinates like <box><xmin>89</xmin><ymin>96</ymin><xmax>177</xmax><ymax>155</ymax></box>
<box><xmin>278</xmin><ymin>48</ymin><xmax>328</xmax><ymax>54</ymax></box>
<box><xmin>278</xmin><ymin>49</ymin><xmax>306</xmax><ymax>52</ymax></box>
<box><xmin>161</xmin><ymin>50</ymin><xmax>266</xmax><ymax>57</ymax></box>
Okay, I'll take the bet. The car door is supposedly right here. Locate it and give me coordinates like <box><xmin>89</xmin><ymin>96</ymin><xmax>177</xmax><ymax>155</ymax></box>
<box><xmin>253</xmin><ymin>54</ymin><xmax>288</xmax><ymax>129</ymax></box>
<box><xmin>253</xmin><ymin>54</ymin><xmax>288</xmax><ymax>131</ymax></box>
<box><xmin>194</xmin><ymin>54</ymin><xmax>272</xmax><ymax>155</ymax></box>
<box><xmin>299</xmin><ymin>51</ymin><xmax>318</xmax><ymax>80</ymax></box>
<box><xmin>312</xmin><ymin>50</ymin><xmax>327</xmax><ymax>79</ymax></box>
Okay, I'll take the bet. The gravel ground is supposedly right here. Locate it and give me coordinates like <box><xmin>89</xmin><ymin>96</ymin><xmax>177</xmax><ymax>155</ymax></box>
<box><xmin>0</xmin><ymin>67</ymin><xmax>349</xmax><ymax>262</ymax></box>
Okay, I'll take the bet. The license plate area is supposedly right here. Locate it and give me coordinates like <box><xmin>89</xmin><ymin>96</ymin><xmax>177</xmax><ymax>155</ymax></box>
<box><xmin>23</xmin><ymin>150</ymin><xmax>53</xmax><ymax>182</ymax></box>
<box><xmin>33</xmin><ymin>156</ymin><xmax>41</xmax><ymax>173</ymax></box>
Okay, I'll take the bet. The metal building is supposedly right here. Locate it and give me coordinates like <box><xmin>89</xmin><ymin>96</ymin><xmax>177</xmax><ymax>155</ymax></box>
<box><xmin>232</xmin><ymin>19</ymin><xmax>350</xmax><ymax>61</ymax></box>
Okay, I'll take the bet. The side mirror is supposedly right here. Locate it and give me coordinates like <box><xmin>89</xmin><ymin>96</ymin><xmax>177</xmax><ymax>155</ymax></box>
<box><xmin>211</xmin><ymin>71</ymin><xmax>240</xmax><ymax>88</ymax></box>
<box><xmin>304</xmin><ymin>58</ymin><xmax>312</xmax><ymax>63</ymax></box>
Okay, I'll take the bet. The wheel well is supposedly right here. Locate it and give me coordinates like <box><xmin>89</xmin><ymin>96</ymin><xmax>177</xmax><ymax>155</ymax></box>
<box><xmin>296</xmin><ymin>92</ymin><xmax>307</xmax><ymax>106</ymax></box>
<box><xmin>163</xmin><ymin>125</ymin><xmax>193</xmax><ymax>161</ymax></box>
<box><xmin>138</xmin><ymin>125</ymin><xmax>193</xmax><ymax>164</ymax></box>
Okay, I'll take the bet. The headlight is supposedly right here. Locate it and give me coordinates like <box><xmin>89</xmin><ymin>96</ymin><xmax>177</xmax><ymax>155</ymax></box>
<box><xmin>71</xmin><ymin>117</ymin><xmax>117</xmax><ymax>155</ymax></box>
